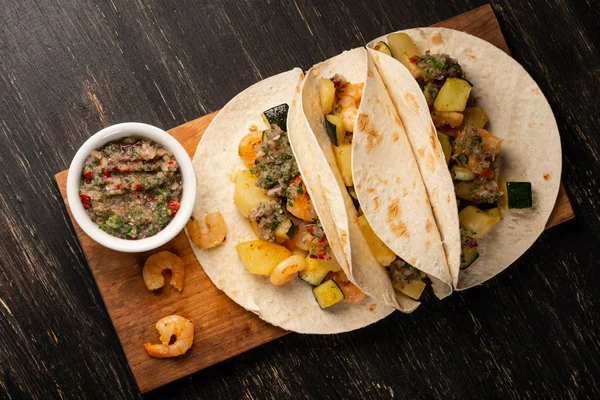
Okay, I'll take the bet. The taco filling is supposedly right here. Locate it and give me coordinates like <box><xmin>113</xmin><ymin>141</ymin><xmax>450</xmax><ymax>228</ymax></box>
<box><xmin>319</xmin><ymin>76</ymin><xmax>428</xmax><ymax>301</ymax></box>
<box><xmin>233</xmin><ymin>104</ymin><xmax>365</xmax><ymax>308</ymax></box>
<box><xmin>373</xmin><ymin>33</ymin><xmax>534</xmax><ymax>270</ymax></box>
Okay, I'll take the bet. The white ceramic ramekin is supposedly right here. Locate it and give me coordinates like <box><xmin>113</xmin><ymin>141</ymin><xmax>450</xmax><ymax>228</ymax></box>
<box><xmin>66</xmin><ymin>122</ymin><xmax>196</xmax><ymax>253</ymax></box>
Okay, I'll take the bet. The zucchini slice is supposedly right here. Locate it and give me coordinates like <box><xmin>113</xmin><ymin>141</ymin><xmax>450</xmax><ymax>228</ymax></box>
<box><xmin>373</xmin><ymin>41</ymin><xmax>392</xmax><ymax>56</ymax></box>
<box><xmin>347</xmin><ymin>186</ymin><xmax>360</xmax><ymax>211</ymax></box>
<box><xmin>262</xmin><ymin>103</ymin><xmax>289</xmax><ymax>131</ymax></box>
<box><xmin>325</xmin><ymin>114</ymin><xmax>345</xmax><ymax>146</ymax></box>
<box><xmin>274</xmin><ymin>219</ymin><xmax>295</xmax><ymax>243</ymax></box>
<box><xmin>503</xmin><ymin>182</ymin><xmax>533</xmax><ymax>209</ymax></box>
<box><xmin>452</xmin><ymin>165</ymin><xmax>476</xmax><ymax>181</ymax></box>
<box><xmin>460</xmin><ymin>246</ymin><xmax>479</xmax><ymax>270</ymax></box>
<box><xmin>313</xmin><ymin>279</ymin><xmax>345</xmax><ymax>309</ymax></box>
<box><xmin>299</xmin><ymin>256</ymin><xmax>331</xmax><ymax>286</ymax></box>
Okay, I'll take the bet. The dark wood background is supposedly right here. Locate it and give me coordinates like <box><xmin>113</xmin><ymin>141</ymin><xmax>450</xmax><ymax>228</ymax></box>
<box><xmin>0</xmin><ymin>1</ymin><xmax>598</xmax><ymax>399</ymax></box>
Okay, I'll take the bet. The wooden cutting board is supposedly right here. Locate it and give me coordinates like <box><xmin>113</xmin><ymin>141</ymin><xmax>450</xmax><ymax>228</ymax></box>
<box><xmin>54</xmin><ymin>4</ymin><xmax>574</xmax><ymax>393</ymax></box>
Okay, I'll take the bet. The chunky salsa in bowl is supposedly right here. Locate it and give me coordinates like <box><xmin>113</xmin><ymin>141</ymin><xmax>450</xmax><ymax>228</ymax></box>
<box><xmin>66</xmin><ymin>123</ymin><xmax>196</xmax><ymax>253</ymax></box>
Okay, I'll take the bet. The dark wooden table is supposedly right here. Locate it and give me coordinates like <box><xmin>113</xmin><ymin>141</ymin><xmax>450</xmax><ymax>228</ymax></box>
<box><xmin>1</xmin><ymin>1</ymin><xmax>598</xmax><ymax>398</ymax></box>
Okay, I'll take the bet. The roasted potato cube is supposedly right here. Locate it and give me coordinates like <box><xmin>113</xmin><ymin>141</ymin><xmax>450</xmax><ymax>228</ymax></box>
<box><xmin>392</xmin><ymin>279</ymin><xmax>427</xmax><ymax>300</ymax></box>
<box><xmin>357</xmin><ymin>215</ymin><xmax>396</xmax><ymax>267</ymax></box>
<box><xmin>334</xmin><ymin>143</ymin><xmax>353</xmax><ymax>187</ymax></box>
<box><xmin>462</xmin><ymin>107</ymin><xmax>489</xmax><ymax>129</ymax></box>
<box><xmin>236</xmin><ymin>240</ymin><xmax>292</xmax><ymax>276</ymax></box>
<box><xmin>233</xmin><ymin>170</ymin><xmax>270</xmax><ymax>218</ymax></box>
<box><xmin>319</xmin><ymin>78</ymin><xmax>335</xmax><ymax>115</ymax></box>
<box><xmin>459</xmin><ymin>206</ymin><xmax>502</xmax><ymax>239</ymax></box>
<box><xmin>433</xmin><ymin>78</ymin><xmax>472</xmax><ymax>112</ymax></box>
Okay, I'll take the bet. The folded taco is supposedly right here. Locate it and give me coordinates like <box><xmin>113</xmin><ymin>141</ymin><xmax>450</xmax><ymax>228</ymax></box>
<box><xmin>367</xmin><ymin>28</ymin><xmax>561</xmax><ymax>289</ymax></box>
<box><xmin>187</xmin><ymin>68</ymin><xmax>393</xmax><ymax>334</ymax></box>
<box><xmin>301</xmin><ymin>48</ymin><xmax>454</xmax><ymax>313</ymax></box>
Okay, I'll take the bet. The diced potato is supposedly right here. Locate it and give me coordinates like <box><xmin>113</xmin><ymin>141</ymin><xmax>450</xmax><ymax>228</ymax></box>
<box><xmin>334</xmin><ymin>143</ymin><xmax>353</xmax><ymax>187</ymax></box>
<box><xmin>236</xmin><ymin>240</ymin><xmax>292</xmax><ymax>276</ymax></box>
<box><xmin>459</xmin><ymin>205</ymin><xmax>502</xmax><ymax>239</ymax></box>
<box><xmin>274</xmin><ymin>219</ymin><xmax>294</xmax><ymax>243</ymax></box>
<box><xmin>372</xmin><ymin>41</ymin><xmax>392</xmax><ymax>56</ymax></box>
<box><xmin>326</xmin><ymin>114</ymin><xmax>346</xmax><ymax>145</ymax></box>
<box><xmin>319</xmin><ymin>78</ymin><xmax>335</xmax><ymax>115</ymax></box>
<box><xmin>299</xmin><ymin>256</ymin><xmax>334</xmax><ymax>286</ymax></box>
<box><xmin>357</xmin><ymin>215</ymin><xmax>396</xmax><ymax>267</ymax></box>
<box><xmin>392</xmin><ymin>279</ymin><xmax>427</xmax><ymax>300</ymax></box>
<box><xmin>462</xmin><ymin>107</ymin><xmax>489</xmax><ymax>129</ymax></box>
<box><xmin>454</xmin><ymin>181</ymin><xmax>475</xmax><ymax>201</ymax></box>
<box><xmin>479</xmin><ymin>129</ymin><xmax>502</xmax><ymax>155</ymax></box>
<box><xmin>433</xmin><ymin>78</ymin><xmax>472</xmax><ymax>112</ymax></box>
<box><xmin>437</xmin><ymin>131</ymin><xmax>452</xmax><ymax>164</ymax></box>
<box><xmin>387</xmin><ymin>33</ymin><xmax>420</xmax><ymax>58</ymax></box>
<box><xmin>233</xmin><ymin>170</ymin><xmax>270</xmax><ymax>218</ymax></box>
<box><xmin>238</xmin><ymin>131</ymin><xmax>263</xmax><ymax>168</ymax></box>
<box><xmin>431</xmin><ymin>111</ymin><xmax>464</xmax><ymax>129</ymax></box>
<box><xmin>250</xmin><ymin>220</ymin><xmax>260</xmax><ymax>238</ymax></box>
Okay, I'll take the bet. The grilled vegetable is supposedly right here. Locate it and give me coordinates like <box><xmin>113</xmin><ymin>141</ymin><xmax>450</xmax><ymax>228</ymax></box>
<box><xmin>462</xmin><ymin>107</ymin><xmax>489</xmax><ymax>129</ymax></box>
<box><xmin>433</xmin><ymin>78</ymin><xmax>472</xmax><ymax>112</ymax></box>
<box><xmin>502</xmin><ymin>182</ymin><xmax>533</xmax><ymax>209</ymax></box>
<box><xmin>452</xmin><ymin>165</ymin><xmax>476</xmax><ymax>181</ymax></box>
<box><xmin>437</xmin><ymin>131</ymin><xmax>452</xmax><ymax>164</ymax></box>
<box><xmin>313</xmin><ymin>279</ymin><xmax>345</xmax><ymax>308</ymax></box>
<box><xmin>325</xmin><ymin>114</ymin><xmax>346</xmax><ymax>146</ymax></box>
<box><xmin>373</xmin><ymin>41</ymin><xmax>392</xmax><ymax>56</ymax></box>
<box><xmin>392</xmin><ymin>279</ymin><xmax>426</xmax><ymax>300</ymax></box>
<box><xmin>299</xmin><ymin>256</ymin><xmax>332</xmax><ymax>286</ymax></box>
<box><xmin>274</xmin><ymin>219</ymin><xmax>295</xmax><ymax>243</ymax></box>
<box><xmin>348</xmin><ymin>186</ymin><xmax>360</xmax><ymax>210</ymax></box>
<box><xmin>234</xmin><ymin>170</ymin><xmax>270</xmax><ymax>217</ymax></box>
<box><xmin>357</xmin><ymin>215</ymin><xmax>396</xmax><ymax>267</ymax></box>
<box><xmin>460</xmin><ymin>246</ymin><xmax>479</xmax><ymax>270</ymax></box>
<box><xmin>261</xmin><ymin>104</ymin><xmax>289</xmax><ymax>131</ymax></box>
<box><xmin>319</xmin><ymin>78</ymin><xmax>335</xmax><ymax>115</ymax></box>
<box><xmin>459</xmin><ymin>206</ymin><xmax>502</xmax><ymax>239</ymax></box>
<box><xmin>334</xmin><ymin>143</ymin><xmax>353</xmax><ymax>186</ymax></box>
<box><xmin>236</xmin><ymin>240</ymin><xmax>292</xmax><ymax>276</ymax></box>
<box><xmin>386</xmin><ymin>33</ymin><xmax>422</xmax><ymax>78</ymax></box>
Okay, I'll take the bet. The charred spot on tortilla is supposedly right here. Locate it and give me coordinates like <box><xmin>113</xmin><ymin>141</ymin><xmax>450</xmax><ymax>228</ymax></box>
<box><xmin>368</xmin><ymin>303</ymin><xmax>377</xmax><ymax>312</ymax></box>
<box><xmin>408</xmin><ymin>257</ymin><xmax>417</xmax><ymax>265</ymax></box>
<box><xmin>417</xmin><ymin>148</ymin><xmax>425</xmax><ymax>158</ymax></box>
<box><xmin>395</xmin><ymin>177</ymin><xmax>401</xmax><ymax>184</ymax></box>
<box><xmin>464</xmin><ymin>49</ymin><xmax>476</xmax><ymax>61</ymax></box>
<box><xmin>373</xmin><ymin>197</ymin><xmax>380</xmax><ymax>211</ymax></box>
<box><xmin>295</xmin><ymin>85</ymin><xmax>300</xmax><ymax>93</ymax></box>
<box><xmin>430</xmin><ymin>31</ymin><xmax>443</xmax><ymax>44</ymax></box>
<box><xmin>357</xmin><ymin>113</ymin><xmax>369</xmax><ymax>132</ymax></box>
<box><xmin>529</xmin><ymin>122</ymin><xmax>537</xmax><ymax>128</ymax></box>
<box><xmin>543</xmin><ymin>172</ymin><xmax>551</xmax><ymax>181</ymax></box>
<box><xmin>402</xmin><ymin>187</ymin><xmax>409</xmax><ymax>197</ymax></box>
<box><xmin>425</xmin><ymin>219</ymin><xmax>433</xmax><ymax>233</ymax></box>
<box><xmin>531</xmin><ymin>87</ymin><xmax>541</xmax><ymax>93</ymax></box>
<box><xmin>387</xmin><ymin>198</ymin><xmax>402</xmax><ymax>219</ymax></box>
<box><xmin>375</xmin><ymin>96</ymin><xmax>381</xmax><ymax>104</ymax></box>
<box><xmin>425</xmin><ymin>241</ymin><xmax>431</xmax><ymax>249</ymax></box>
<box><xmin>405</xmin><ymin>93</ymin><xmax>419</xmax><ymax>111</ymax></box>
<box><xmin>366</xmin><ymin>126</ymin><xmax>382</xmax><ymax>152</ymax></box>
<box><xmin>367</xmin><ymin>187</ymin><xmax>376</xmax><ymax>195</ymax></box>
<box><xmin>292</xmin><ymin>100</ymin><xmax>297</xmax><ymax>107</ymax></box>
<box><xmin>392</xmin><ymin>131</ymin><xmax>400</xmax><ymax>142</ymax></box>
<box><xmin>426</xmin><ymin>152</ymin><xmax>435</xmax><ymax>171</ymax></box>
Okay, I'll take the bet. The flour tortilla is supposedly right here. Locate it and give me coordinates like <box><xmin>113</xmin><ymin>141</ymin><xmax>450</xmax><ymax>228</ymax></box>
<box><xmin>368</xmin><ymin>28</ymin><xmax>562</xmax><ymax>289</ymax></box>
<box><xmin>187</xmin><ymin>68</ymin><xmax>393</xmax><ymax>334</ymax></box>
<box><xmin>301</xmin><ymin>48</ymin><xmax>452</xmax><ymax>312</ymax></box>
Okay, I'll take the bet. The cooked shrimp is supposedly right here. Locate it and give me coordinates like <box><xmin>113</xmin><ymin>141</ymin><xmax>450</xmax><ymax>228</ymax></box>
<box><xmin>285</xmin><ymin>221</ymin><xmax>311</xmax><ymax>251</ymax></box>
<box><xmin>144</xmin><ymin>315</ymin><xmax>194</xmax><ymax>358</ymax></box>
<box><xmin>143</xmin><ymin>251</ymin><xmax>185</xmax><ymax>291</ymax></box>
<box><xmin>270</xmin><ymin>255</ymin><xmax>307</xmax><ymax>285</ymax></box>
<box><xmin>285</xmin><ymin>176</ymin><xmax>317</xmax><ymax>222</ymax></box>
<box><xmin>238</xmin><ymin>130</ymin><xmax>263</xmax><ymax>168</ymax></box>
<box><xmin>336</xmin><ymin>83</ymin><xmax>364</xmax><ymax>133</ymax></box>
<box><xmin>186</xmin><ymin>212</ymin><xmax>227</xmax><ymax>249</ymax></box>
<box><xmin>327</xmin><ymin>270</ymin><xmax>366</xmax><ymax>304</ymax></box>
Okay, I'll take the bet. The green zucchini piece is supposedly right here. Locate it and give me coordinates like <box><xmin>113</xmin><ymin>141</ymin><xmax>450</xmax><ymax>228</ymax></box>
<box><xmin>325</xmin><ymin>114</ymin><xmax>345</xmax><ymax>146</ymax></box>
<box><xmin>348</xmin><ymin>187</ymin><xmax>360</xmax><ymax>210</ymax></box>
<box><xmin>452</xmin><ymin>165</ymin><xmax>476</xmax><ymax>181</ymax></box>
<box><xmin>262</xmin><ymin>103</ymin><xmax>289</xmax><ymax>131</ymax></box>
<box><xmin>299</xmin><ymin>257</ymin><xmax>331</xmax><ymax>286</ymax></box>
<box><xmin>460</xmin><ymin>245</ymin><xmax>479</xmax><ymax>269</ymax></box>
<box><xmin>325</xmin><ymin>116</ymin><xmax>339</xmax><ymax>146</ymax></box>
<box><xmin>274</xmin><ymin>219</ymin><xmax>295</xmax><ymax>242</ymax></box>
<box><xmin>312</xmin><ymin>279</ymin><xmax>344</xmax><ymax>308</ymax></box>
<box><xmin>373</xmin><ymin>41</ymin><xmax>392</xmax><ymax>56</ymax></box>
<box><xmin>503</xmin><ymin>182</ymin><xmax>532</xmax><ymax>209</ymax></box>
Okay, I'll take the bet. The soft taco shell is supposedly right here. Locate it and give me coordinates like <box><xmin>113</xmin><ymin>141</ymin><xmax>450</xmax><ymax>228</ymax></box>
<box><xmin>368</xmin><ymin>28</ymin><xmax>562</xmax><ymax>289</ymax></box>
<box><xmin>187</xmin><ymin>68</ymin><xmax>393</xmax><ymax>334</ymax></box>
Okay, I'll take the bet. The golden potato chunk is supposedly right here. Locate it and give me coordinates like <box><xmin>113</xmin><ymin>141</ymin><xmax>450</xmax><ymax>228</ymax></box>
<box><xmin>235</xmin><ymin>240</ymin><xmax>292</xmax><ymax>276</ymax></box>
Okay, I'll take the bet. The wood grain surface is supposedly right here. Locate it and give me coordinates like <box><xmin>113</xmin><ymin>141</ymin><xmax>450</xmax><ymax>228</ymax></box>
<box><xmin>2</xmin><ymin>1</ymin><xmax>599</xmax><ymax>399</ymax></box>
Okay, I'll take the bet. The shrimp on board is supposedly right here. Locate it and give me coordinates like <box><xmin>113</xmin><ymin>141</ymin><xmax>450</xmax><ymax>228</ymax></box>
<box><xmin>186</xmin><ymin>212</ymin><xmax>227</xmax><ymax>249</ymax></box>
<box><xmin>144</xmin><ymin>315</ymin><xmax>194</xmax><ymax>358</ymax></box>
<box><xmin>143</xmin><ymin>251</ymin><xmax>185</xmax><ymax>291</ymax></box>
<box><xmin>335</xmin><ymin>82</ymin><xmax>364</xmax><ymax>133</ymax></box>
